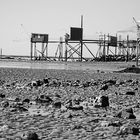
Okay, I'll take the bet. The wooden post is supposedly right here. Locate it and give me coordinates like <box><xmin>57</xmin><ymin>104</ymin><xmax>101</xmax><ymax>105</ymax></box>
<box><xmin>34</xmin><ymin>43</ymin><xmax>36</xmax><ymax>60</ymax></box>
<box><xmin>107</xmin><ymin>34</ymin><xmax>109</xmax><ymax>56</ymax></box>
<box><xmin>103</xmin><ymin>34</ymin><xmax>106</xmax><ymax>61</ymax></box>
<box><xmin>136</xmin><ymin>39</ymin><xmax>139</xmax><ymax>66</ymax></box>
<box><xmin>80</xmin><ymin>15</ymin><xmax>83</xmax><ymax>62</ymax></box>
<box><xmin>65</xmin><ymin>43</ymin><xmax>67</xmax><ymax>62</ymax></box>
<box><xmin>59</xmin><ymin>37</ymin><xmax>63</xmax><ymax>60</ymax></box>
<box><xmin>126</xmin><ymin>35</ymin><xmax>129</xmax><ymax>62</ymax></box>
<box><xmin>42</xmin><ymin>43</ymin><xmax>44</xmax><ymax>58</ymax></box>
<box><xmin>115</xmin><ymin>34</ymin><xmax>117</xmax><ymax>56</ymax></box>
<box><xmin>46</xmin><ymin>43</ymin><xmax>48</xmax><ymax>59</ymax></box>
<box><xmin>0</xmin><ymin>48</ymin><xmax>2</xmax><ymax>59</ymax></box>
<box><xmin>31</xmin><ymin>42</ymin><xmax>33</xmax><ymax>60</ymax></box>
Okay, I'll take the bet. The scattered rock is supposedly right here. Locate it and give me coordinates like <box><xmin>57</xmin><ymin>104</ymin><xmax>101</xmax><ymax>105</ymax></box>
<box><xmin>0</xmin><ymin>93</ymin><xmax>5</xmax><ymax>98</ymax></box>
<box><xmin>116</xmin><ymin>79</ymin><xmax>125</xmax><ymax>86</ymax></box>
<box><xmin>103</xmin><ymin>79</ymin><xmax>116</xmax><ymax>86</ymax></box>
<box><xmin>67</xmin><ymin>105</ymin><xmax>83</xmax><ymax>111</ymax></box>
<box><xmin>15</xmin><ymin>97</ymin><xmax>21</xmax><ymax>102</ymax></box>
<box><xmin>132</xmin><ymin>127</ymin><xmax>139</xmax><ymax>135</ymax></box>
<box><xmin>82</xmin><ymin>81</ymin><xmax>91</xmax><ymax>88</ymax></box>
<box><xmin>53</xmin><ymin>101</ymin><xmax>62</xmax><ymax>108</ymax></box>
<box><xmin>54</xmin><ymin>93</ymin><xmax>61</xmax><ymax>98</ymax></box>
<box><xmin>26</xmin><ymin>132</ymin><xmax>40</xmax><ymax>140</ymax></box>
<box><xmin>120</xmin><ymin>125</ymin><xmax>139</xmax><ymax>135</ymax></box>
<box><xmin>43</xmin><ymin>78</ymin><xmax>49</xmax><ymax>84</ymax></box>
<box><xmin>1</xmin><ymin>101</ymin><xmax>9</xmax><ymax>108</ymax></box>
<box><xmin>35</xmin><ymin>95</ymin><xmax>53</xmax><ymax>104</ymax></box>
<box><xmin>108</xmin><ymin>120</ymin><xmax>122</xmax><ymax>127</ymax></box>
<box><xmin>80</xmin><ymin>101</ymin><xmax>89</xmax><ymax>108</ymax></box>
<box><xmin>36</xmin><ymin>79</ymin><xmax>43</xmax><ymax>86</ymax></box>
<box><xmin>1</xmin><ymin>68</ymin><xmax>140</xmax><ymax>139</ymax></box>
<box><xmin>126</xmin><ymin>91</ymin><xmax>135</xmax><ymax>95</ymax></box>
<box><xmin>18</xmin><ymin>106</ymin><xmax>28</xmax><ymax>112</ymax></box>
<box><xmin>100</xmin><ymin>84</ymin><xmax>108</xmax><ymax>91</ymax></box>
<box><xmin>94</xmin><ymin>95</ymin><xmax>109</xmax><ymax>108</ymax></box>
<box><xmin>31</xmin><ymin>81</ymin><xmax>38</xmax><ymax>87</ymax></box>
<box><xmin>100</xmin><ymin>96</ymin><xmax>109</xmax><ymax>108</ymax></box>
<box><xmin>31</xmin><ymin>80</ymin><xmax>43</xmax><ymax>87</ymax></box>
<box><xmin>22</xmin><ymin>98</ymin><xmax>30</xmax><ymax>103</ymax></box>
<box><xmin>116</xmin><ymin>107</ymin><xmax>136</xmax><ymax>119</ymax></box>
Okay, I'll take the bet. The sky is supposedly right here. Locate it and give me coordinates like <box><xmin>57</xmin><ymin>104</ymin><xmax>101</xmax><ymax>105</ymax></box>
<box><xmin>0</xmin><ymin>0</ymin><xmax>140</xmax><ymax>57</ymax></box>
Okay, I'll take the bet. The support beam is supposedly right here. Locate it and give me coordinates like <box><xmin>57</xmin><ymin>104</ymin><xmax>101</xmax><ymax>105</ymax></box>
<box><xmin>80</xmin><ymin>15</ymin><xmax>83</xmax><ymax>61</ymax></box>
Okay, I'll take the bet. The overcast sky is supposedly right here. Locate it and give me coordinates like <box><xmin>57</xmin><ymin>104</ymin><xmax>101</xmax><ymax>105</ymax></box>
<box><xmin>0</xmin><ymin>0</ymin><xmax>140</xmax><ymax>56</ymax></box>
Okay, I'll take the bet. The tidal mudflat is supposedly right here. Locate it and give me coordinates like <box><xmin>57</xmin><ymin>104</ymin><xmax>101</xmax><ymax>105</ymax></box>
<box><xmin>0</xmin><ymin>65</ymin><xmax>140</xmax><ymax>139</ymax></box>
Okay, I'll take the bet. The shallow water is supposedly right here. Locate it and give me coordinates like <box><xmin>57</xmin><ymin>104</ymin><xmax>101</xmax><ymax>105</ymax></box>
<box><xmin>0</xmin><ymin>60</ymin><xmax>136</xmax><ymax>72</ymax></box>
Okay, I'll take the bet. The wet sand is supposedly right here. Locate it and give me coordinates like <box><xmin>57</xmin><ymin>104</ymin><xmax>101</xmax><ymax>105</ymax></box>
<box><xmin>0</xmin><ymin>59</ymin><xmax>137</xmax><ymax>71</ymax></box>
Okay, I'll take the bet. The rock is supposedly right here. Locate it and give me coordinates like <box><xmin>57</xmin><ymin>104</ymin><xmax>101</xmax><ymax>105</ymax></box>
<box><xmin>31</xmin><ymin>81</ymin><xmax>37</xmax><ymax>87</ymax></box>
<box><xmin>53</xmin><ymin>101</ymin><xmax>61</xmax><ymax>108</ymax></box>
<box><xmin>15</xmin><ymin>97</ymin><xmax>21</xmax><ymax>102</ymax></box>
<box><xmin>9</xmin><ymin>107</ymin><xmax>17</xmax><ymax>112</ymax></box>
<box><xmin>18</xmin><ymin>106</ymin><xmax>28</xmax><ymax>112</ymax></box>
<box><xmin>73</xmin><ymin>80</ymin><xmax>80</xmax><ymax>87</ymax></box>
<box><xmin>116</xmin><ymin>107</ymin><xmax>136</xmax><ymax>119</ymax></box>
<box><xmin>36</xmin><ymin>79</ymin><xmax>43</xmax><ymax>86</ymax></box>
<box><xmin>82</xmin><ymin>81</ymin><xmax>91</xmax><ymax>88</ymax></box>
<box><xmin>108</xmin><ymin>121</ymin><xmax>122</xmax><ymax>127</ymax></box>
<box><xmin>116</xmin><ymin>79</ymin><xmax>125</xmax><ymax>86</ymax></box>
<box><xmin>31</xmin><ymin>80</ymin><xmax>43</xmax><ymax>87</ymax></box>
<box><xmin>103</xmin><ymin>79</ymin><xmax>116</xmax><ymax>86</ymax></box>
<box><xmin>0</xmin><ymin>93</ymin><xmax>5</xmax><ymax>98</ymax></box>
<box><xmin>100</xmin><ymin>96</ymin><xmax>109</xmax><ymax>108</ymax></box>
<box><xmin>39</xmin><ymin>94</ymin><xmax>45</xmax><ymax>99</ymax></box>
<box><xmin>43</xmin><ymin>78</ymin><xmax>49</xmax><ymax>84</ymax></box>
<box><xmin>72</xmin><ymin>96</ymin><xmax>82</xmax><ymax>105</ymax></box>
<box><xmin>41</xmin><ymin>95</ymin><xmax>53</xmax><ymax>102</ymax></box>
<box><xmin>65</xmin><ymin>99</ymin><xmax>73</xmax><ymax>107</ymax></box>
<box><xmin>35</xmin><ymin>95</ymin><xmax>53</xmax><ymax>104</ymax></box>
<box><xmin>126</xmin><ymin>91</ymin><xmax>135</xmax><ymax>95</ymax></box>
<box><xmin>11</xmin><ymin>101</ymin><xmax>23</xmax><ymax>108</ymax></box>
<box><xmin>1</xmin><ymin>101</ymin><xmax>9</xmax><ymax>108</ymax></box>
<box><xmin>0</xmin><ymin>80</ymin><xmax>5</xmax><ymax>85</ymax></box>
<box><xmin>120</xmin><ymin>125</ymin><xmax>139</xmax><ymax>135</ymax></box>
<box><xmin>132</xmin><ymin>127</ymin><xmax>139</xmax><ymax>135</ymax></box>
<box><xmin>67</xmin><ymin>113</ymin><xmax>73</xmax><ymax>119</ymax></box>
<box><xmin>26</xmin><ymin>132</ymin><xmax>39</xmax><ymax>140</ymax></box>
<box><xmin>54</xmin><ymin>93</ymin><xmax>61</xmax><ymax>98</ymax></box>
<box><xmin>49</xmin><ymin>79</ymin><xmax>59</xmax><ymax>87</ymax></box>
<box><xmin>80</xmin><ymin>101</ymin><xmax>88</xmax><ymax>107</ymax></box>
<box><xmin>100</xmin><ymin>84</ymin><xmax>108</xmax><ymax>91</ymax></box>
<box><xmin>94</xmin><ymin>95</ymin><xmax>109</xmax><ymax>108</ymax></box>
<box><xmin>22</xmin><ymin>98</ymin><xmax>30</xmax><ymax>103</ymax></box>
<box><xmin>29</xmin><ymin>101</ymin><xmax>36</xmax><ymax>105</ymax></box>
<box><xmin>71</xmin><ymin>123</ymin><xmax>83</xmax><ymax>130</ymax></box>
<box><xmin>67</xmin><ymin>105</ymin><xmax>83</xmax><ymax>111</ymax></box>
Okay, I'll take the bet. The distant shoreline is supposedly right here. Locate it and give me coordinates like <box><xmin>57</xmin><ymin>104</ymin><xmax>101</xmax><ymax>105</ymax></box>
<box><xmin>0</xmin><ymin>59</ymin><xmax>137</xmax><ymax>72</ymax></box>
